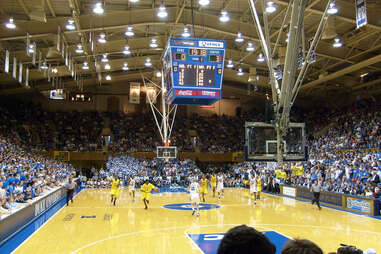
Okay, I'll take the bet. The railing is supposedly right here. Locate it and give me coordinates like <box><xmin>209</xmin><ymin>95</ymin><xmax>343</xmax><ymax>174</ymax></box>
<box><xmin>0</xmin><ymin>187</ymin><xmax>67</xmax><ymax>245</ymax></box>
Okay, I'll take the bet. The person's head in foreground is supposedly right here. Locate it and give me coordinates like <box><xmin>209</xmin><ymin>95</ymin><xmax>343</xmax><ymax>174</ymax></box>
<box><xmin>281</xmin><ymin>239</ymin><xmax>323</xmax><ymax>254</ymax></box>
<box><xmin>217</xmin><ymin>225</ymin><xmax>276</xmax><ymax>254</ymax></box>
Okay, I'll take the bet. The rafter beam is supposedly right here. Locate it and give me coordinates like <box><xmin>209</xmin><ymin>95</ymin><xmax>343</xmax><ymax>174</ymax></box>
<box><xmin>275</xmin><ymin>0</ymin><xmax>381</xmax><ymax>32</ymax></box>
<box><xmin>1</xmin><ymin>8</ymin><xmax>379</xmax><ymax>79</ymax></box>
<box><xmin>169</xmin><ymin>0</ymin><xmax>186</xmax><ymax>37</ymax></box>
<box><xmin>302</xmin><ymin>53</ymin><xmax>381</xmax><ymax>90</ymax></box>
<box><xmin>46</xmin><ymin>0</ymin><xmax>56</xmax><ymax>17</ymax></box>
<box><xmin>17</xmin><ymin>0</ymin><xmax>31</xmax><ymax>19</ymax></box>
<box><xmin>352</xmin><ymin>78</ymin><xmax>381</xmax><ymax>91</ymax></box>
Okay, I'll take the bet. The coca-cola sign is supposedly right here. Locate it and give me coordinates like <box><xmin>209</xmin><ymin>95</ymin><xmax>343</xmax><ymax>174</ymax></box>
<box><xmin>175</xmin><ymin>90</ymin><xmax>196</xmax><ymax>96</ymax></box>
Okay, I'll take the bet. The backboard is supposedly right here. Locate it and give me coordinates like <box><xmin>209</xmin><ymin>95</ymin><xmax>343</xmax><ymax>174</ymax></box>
<box><xmin>244</xmin><ymin>122</ymin><xmax>307</xmax><ymax>161</ymax></box>
<box><xmin>157</xmin><ymin>146</ymin><xmax>177</xmax><ymax>159</ymax></box>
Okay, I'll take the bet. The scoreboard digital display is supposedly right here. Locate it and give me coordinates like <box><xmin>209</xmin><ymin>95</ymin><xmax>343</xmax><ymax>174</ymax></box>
<box><xmin>162</xmin><ymin>37</ymin><xmax>226</xmax><ymax>105</ymax></box>
<box><xmin>178</xmin><ymin>64</ymin><xmax>215</xmax><ymax>87</ymax></box>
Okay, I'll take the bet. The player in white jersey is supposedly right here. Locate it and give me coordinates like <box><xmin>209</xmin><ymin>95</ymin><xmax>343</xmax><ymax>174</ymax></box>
<box><xmin>128</xmin><ymin>177</ymin><xmax>136</xmax><ymax>201</ymax></box>
<box><xmin>249</xmin><ymin>174</ymin><xmax>257</xmax><ymax>205</ymax></box>
<box><xmin>217</xmin><ymin>172</ymin><xmax>224</xmax><ymax>200</ymax></box>
<box><xmin>188</xmin><ymin>178</ymin><xmax>200</xmax><ymax>217</ymax></box>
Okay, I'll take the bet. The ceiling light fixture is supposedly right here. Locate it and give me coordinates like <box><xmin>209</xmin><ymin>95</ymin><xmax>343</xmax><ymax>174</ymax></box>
<box><xmin>125</xmin><ymin>26</ymin><xmax>134</xmax><ymax>37</ymax></box>
<box><xmin>5</xmin><ymin>18</ymin><xmax>16</xmax><ymax>29</ymax></box>
<box><xmin>66</xmin><ymin>19</ymin><xmax>76</xmax><ymax>30</ymax></box>
<box><xmin>93</xmin><ymin>2</ymin><xmax>104</xmax><ymax>14</ymax></box>
<box><xmin>122</xmin><ymin>63</ymin><xmax>129</xmax><ymax>71</ymax></box>
<box><xmin>285</xmin><ymin>33</ymin><xmax>289</xmax><ymax>43</ymax></box>
<box><xmin>219</xmin><ymin>10</ymin><xmax>230</xmax><ymax>23</ymax></box>
<box><xmin>123</xmin><ymin>45</ymin><xmax>131</xmax><ymax>55</ymax></box>
<box><xmin>246</xmin><ymin>42</ymin><xmax>255</xmax><ymax>52</ymax></box>
<box><xmin>105</xmin><ymin>74</ymin><xmax>111</xmax><ymax>81</ymax></box>
<box><xmin>157</xmin><ymin>5</ymin><xmax>168</xmax><ymax>18</ymax></box>
<box><xmin>98</xmin><ymin>33</ymin><xmax>106</xmax><ymax>44</ymax></box>
<box><xmin>82</xmin><ymin>62</ymin><xmax>89</xmax><ymax>70</ymax></box>
<box><xmin>41</xmin><ymin>62</ymin><xmax>48</xmax><ymax>70</ymax></box>
<box><xmin>235</xmin><ymin>32</ymin><xmax>244</xmax><ymax>43</ymax></box>
<box><xmin>257</xmin><ymin>53</ymin><xmax>265</xmax><ymax>62</ymax></box>
<box><xmin>52</xmin><ymin>67</ymin><xmax>58</xmax><ymax>73</ymax></box>
<box><xmin>198</xmin><ymin>0</ymin><xmax>210</xmax><ymax>6</ymax></box>
<box><xmin>333</xmin><ymin>38</ymin><xmax>343</xmax><ymax>48</ymax></box>
<box><xmin>28</xmin><ymin>44</ymin><xmax>34</xmax><ymax>54</ymax></box>
<box><xmin>129</xmin><ymin>0</ymin><xmax>139</xmax><ymax>2</ymax></box>
<box><xmin>265</xmin><ymin>1</ymin><xmax>277</xmax><ymax>14</ymax></box>
<box><xmin>156</xmin><ymin>71</ymin><xmax>162</xmax><ymax>77</ymax></box>
<box><xmin>145</xmin><ymin>58</ymin><xmax>152</xmax><ymax>67</ymax></box>
<box><xmin>101</xmin><ymin>54</ymin><xmax>108</xmax><ymax>63</ymax></box>
<box><xmin>75</xmin><ymin>44</ymin><xmax>84</xmax><ymax>54</ymax></box>
<box><xmin>182</xmin><ymin>27</ymin><xmax>191</xmax><ymax>38</ymax></box>
<box><xmin>104</xmin><ymin>63</ymin><xmax>111</xmax><ymax>70</ymax></box>
<box><xmin>327</xmin><ymin>1</ymin><xmax>338</xmax><ymax>15</ymax></box>
<box><xmin>150</xmin><ymin>38</ymin><xmax>158</xmax><ymax>48</ymax></box>
<box><xmin>226</xmin><ymin>59</ymin><xmax>234</xmax><ymax>68</ymax></box>
<box><xmin>237</xmin><ymin>68</ymin><xmax>244</xmax><ymax>76</ymax></box>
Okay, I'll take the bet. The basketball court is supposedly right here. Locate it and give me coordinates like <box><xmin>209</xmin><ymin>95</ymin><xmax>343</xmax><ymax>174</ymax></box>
<box><xmin>10</xmin><ymin>188</ymin><xmax>381</xmax><ymax>254</ymax></box>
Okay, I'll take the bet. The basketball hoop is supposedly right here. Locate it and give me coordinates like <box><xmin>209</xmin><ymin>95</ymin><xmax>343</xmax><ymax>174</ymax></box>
<box><xmin>157</xmin><ymin>146</ymin><xmax>177</xmax><ymax>160</ymax></box>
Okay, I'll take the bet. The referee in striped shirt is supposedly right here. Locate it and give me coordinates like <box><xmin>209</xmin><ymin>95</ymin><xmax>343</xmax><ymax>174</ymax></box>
<box><xmin>310</xmin><ymin>180</ymin><xmax>322</xmax><ymax>210</ymax></box>
<box><xmin>64</xmin><ymin>177</ymin><xmax>76</xmax><ymax>206</ymax></box>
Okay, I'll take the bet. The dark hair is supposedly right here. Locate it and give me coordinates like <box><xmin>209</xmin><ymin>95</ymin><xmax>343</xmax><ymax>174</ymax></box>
<box><xmin>217</xmin><ymin>225</ymin><xmax>276</xmax><ymax>254</ymax></box>
<box><xmin>337</xmin><ymin>245</ymin><xmax>363</xmax><ymax>254</ymax></box>
<box><xmin>281</xmin><ymin>239</ymin><xmax>323</xmax><ymax>254</ymax></box>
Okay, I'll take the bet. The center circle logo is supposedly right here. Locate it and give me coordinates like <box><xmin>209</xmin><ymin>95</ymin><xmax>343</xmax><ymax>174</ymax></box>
<box><xmin>163</xmin><ymin>203</ymin><xmax>221</xmax><ymax>211</ymax></box>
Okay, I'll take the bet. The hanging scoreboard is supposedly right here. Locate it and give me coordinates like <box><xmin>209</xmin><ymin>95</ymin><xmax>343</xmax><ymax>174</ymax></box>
<box><xmin>162</xmin><ymin>37</ymin><xmax>226</xmax><ymax>105</ymax></box>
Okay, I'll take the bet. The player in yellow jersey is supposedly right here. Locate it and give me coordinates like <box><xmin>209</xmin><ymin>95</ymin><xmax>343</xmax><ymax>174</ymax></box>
<box><xmin>256</xmin><ymin>176</ymin><xmax>262</xmax><ymax>200</ymax></box>
<box><xmin>200</xmin><ymin>174</ymin><xmax>208</xmax><ymax>202</ymax></box>
<box><xmin>110</xmin><ymin>174</ymin><xmax>120</xmax><ymax>206</ymax></box>
<box><xmin>141</xmin><ymin>179</ymin><xmax>156</xmax><ymax>209</ymax></box>
<box><xmin>210</xmin><ymin>173</ymin><xmax>217</xmax><ymax>197</ymax></box>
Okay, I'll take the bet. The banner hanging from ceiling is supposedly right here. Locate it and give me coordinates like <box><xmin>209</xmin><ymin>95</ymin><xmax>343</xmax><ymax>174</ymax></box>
<box><xmin>355</xmin><ymin>0</ymin><xmax>367</xmax><ymax>29</ymax></box>
<box><xmin>146</xmin><ymin>86</ymin><xmax>157</xmax><ymax>104</ymax></box>
<box><xmin>129</xmin><ymin>83</ymin><xmax>141</xmax><ymax>104</ymax></box>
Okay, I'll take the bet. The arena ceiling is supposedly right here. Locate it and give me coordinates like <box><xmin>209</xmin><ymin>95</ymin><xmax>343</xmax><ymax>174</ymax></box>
<box><xmin>0</xmin><ymin>0</ymin><xmax>381</xmax><ymax>101</ymax></box>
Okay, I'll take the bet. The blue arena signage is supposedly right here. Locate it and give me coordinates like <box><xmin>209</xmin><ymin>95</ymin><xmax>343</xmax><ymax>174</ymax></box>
<box><xmin>163</xmin><ymin>203</ymin><xmax>220</xmax><ymax>211</ymax></box>
<box><xmin>346</xmin><ymin>197</ymin><xmax>371</xmax><ymax>214</ymax></box>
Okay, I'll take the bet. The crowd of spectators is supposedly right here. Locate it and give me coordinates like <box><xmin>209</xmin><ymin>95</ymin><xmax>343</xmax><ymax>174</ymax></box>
<box><xmin>84</xmin><ymin>155</ymin><xmax>200</xmax><ymax>188</ymax></box>
<box><xmin>0</xmin><ymin>101</ymin><xmax>265</xmax><ymax>153</ymax></box>
<box><xmin>0</xmin><ymin>132</ymin><xmax>75</xmax><ymax>219</ymax></box>
<box><xmin>1</xmin><ymin>98</ymin><xmax>380</xmax><ymax>203</ymax></box>
<box><xmin>0</xmin><ymin>102</ymin><xmax>104</xmax><ymax>152</ymax></box>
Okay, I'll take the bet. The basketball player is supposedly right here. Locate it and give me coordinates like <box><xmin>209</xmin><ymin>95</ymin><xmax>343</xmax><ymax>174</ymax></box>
<box><xmin>129</xmin><ymin>176</ymin><xmax>136</xmax><ymax>201</ymax></box>
<box><xmin>189</xmin><ymin>177</ymin><xmax>200</xmax><ymax>217</ymax></box>
<box><xmin>217</xmin><ymin>172</ymin><xmax>224</xmax><ymax>200</ymax></box>
<box><xmin>141</xmin><ymin>179</ymin><xmax>156</xmax><ymax>209</ymax></box>
<box><xmin>310</xmin><ymin>180</ymin><xmax>322</xmax><ymax>210</ymax></box>
<box><xmin>210</xmin><ymin>173</ymin><xmax>217</xmax><ymax>197</ymax></box>
<box><xmin>249</xmin><ymin>174</ymin><xmax>257</xmax><ymax>205</ymax></box>
<box><xmin>110</xmin><ymin>174</ymin><xmax>120</xmax><ymax>206</ymax></box>
<box><xmin>256</xmin><ymin>174</ymin><xmax>262</xmax><ymax>200</ymax></box>
<box><xmin>200</xmin><ymin>174</ymin><xmax>208</xmax><ymax>202</ymax></box>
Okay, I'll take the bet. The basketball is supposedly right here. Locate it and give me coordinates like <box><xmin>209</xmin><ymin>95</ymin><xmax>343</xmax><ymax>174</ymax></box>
<box><xmin>154</xmin><ymin>187</ymin><xmax>159</xmax><ymax>193</ymax></box>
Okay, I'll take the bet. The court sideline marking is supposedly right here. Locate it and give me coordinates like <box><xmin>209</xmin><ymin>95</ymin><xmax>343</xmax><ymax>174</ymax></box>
<box><xmin>10</xmin><ymin>190</ymin><xmax>84</xmax><ymax>254</ymax></box>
